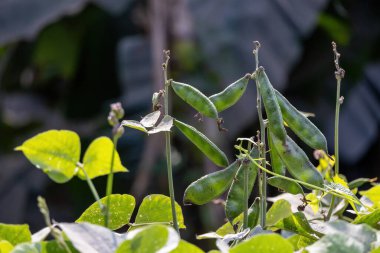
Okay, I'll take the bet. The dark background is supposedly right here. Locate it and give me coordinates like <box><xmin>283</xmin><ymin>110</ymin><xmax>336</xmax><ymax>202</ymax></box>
<box><xmin>0</xmin><ymin>0</ymin><xmax>380</xmax><ymax>249</ymax></box>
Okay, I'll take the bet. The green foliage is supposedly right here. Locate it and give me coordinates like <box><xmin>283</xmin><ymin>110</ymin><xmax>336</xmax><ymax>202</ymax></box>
<box><xmin>76</xmin><ymin>194</ymin><xmax>135</xmax><ymax>230</ymax></box>
<box><xmin>230</xmin><ymin>234</ymin><xmax>294</xmax><ymax>253</ymax></box>
<box><xmin>0</xmin><ymin>223</ymin><xmax>31</xmax><ymax>246</ymax></box>
<box><xmin>265</xmin><ymin>199</ymin><xmax>292</xmax><ymax>227</ymax></box>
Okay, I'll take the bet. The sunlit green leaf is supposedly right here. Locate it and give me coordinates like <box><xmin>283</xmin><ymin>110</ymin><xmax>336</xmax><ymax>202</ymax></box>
<box><xmin>133</xmin><ymin>194</ymin><xmax>185</xmax><ymax>229</ymax></box>
<box><xmin>287</xmin><ymin>234</ymin><xmax>316</xmax><ymax>251</ymax></box>
<box><xmin>360</xmin><ymin>185</ymin><xmax>380</xmax><ymax>207</ymax></box>
<box><xmin>266</xmin><ymin>199</ymin><xmax>292</xmax><ymax>226</ymax></box>
<box><xmin>11</xmin><ymin>240</ymin><xmax>78</xmax><ymax>253</ymax></box>
<box><xmin>15</xmin><ymin>130</ymin><xmax>80</xmax><ymax>183</ymax></box>
<box><xmin>273</xmin><ymin>212</ymin><xmax>321</xmax><ymax>239</ymax></box>
<box><xmin>77</xmin><ymin>137</ymin><xmax>127</xmax><ymax>180</ymax></box>
<box><xmin>306</xmin><ymin>233</ymin><xmax>363</xmax><ymax>253</ymax></box>
<box><xmin>140</xmin><ymin>111</ymin><xmax>161</xmax><ymax>128</ymax></box>
<box><xmin>116</xmin><ymin>225</ymin><xmax>180</xmax><ymax>253</ymax></box>
<box><xmin>353</xmin><ymin>209</ymin><xmax>380</xmax><ymax>228</ymax></box>
<box><xmin>170</xmin><ymin>240</ymin><xmax>204</xmax><ymax>253</ymax></box>
<box><xmin>76</xmin><ymin>194</ymin><xmax>135</xmax><ymax>230</ymax></box>
<box><xmin>0</xmin><ymin>240</ymin><xmax>13</xmax><ymax>253</ymax></box>
<box><xmin>0</xmin><ymin>223</ymin><xmax>31</xmax><ymax>245</ymax></box>
<box><xmin>230</xmin><ymin>234</ymin><xmax>293</xmax><ymax>253</ymax></box>
<box><xmin>121</xmin><ymin>120</ymin><xmax>148</xmax><ymax>133</ymax></box>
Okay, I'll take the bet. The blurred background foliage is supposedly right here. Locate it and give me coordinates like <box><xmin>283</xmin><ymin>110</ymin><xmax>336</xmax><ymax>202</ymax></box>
<box><xmin>0</xmin><ymin>0</ymin><xmax>380</xmax><ymax>249</ymax></box>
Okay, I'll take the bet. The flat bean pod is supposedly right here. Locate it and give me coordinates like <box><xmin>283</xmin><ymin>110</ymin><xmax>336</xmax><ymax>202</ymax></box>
<box><xmin>225</xmin><ymin>148</ymin><xmax>259</xmax><ymax>223</ymax></box>
<box><xmin>274</xmin><ymin>89</ymin><xmax>328</xmax><ymax>152</ymax></box>
<box><xmin>267</xmin><ymin>130</ymin><xmax>286</xmax><ymax>175</ymax></box>
<box><xmin>209</xmin><ymin>75</ymin><xmax>250</xmax><ymax>112</ymax></box>
<box><xmin>174</xmin><ymin>119</ymin><xmax>229</xmax><ymax>167</ymax></box>
<box><xmin>270</xmin><ymin>132</ymin><xmax>324</xmax><ymax>188</ymax></box>
<box><xmin>171</xmin><ymin>80</ymin><xmax>218</xmax><ymax>119</ymax></box>
<box><xmin>268</xmin><ymin>176</ymin><xmax>304</xmax><ymax>195</ymax></box>
<box><xmin>256</xmin><ymin>67</ymin><xmax>287</xmax><ymax>141</ymax></box>
<box><xmin>183</xmin><ymin>160</ymin><xmax>240</xmax><ymax>205</ymax></box>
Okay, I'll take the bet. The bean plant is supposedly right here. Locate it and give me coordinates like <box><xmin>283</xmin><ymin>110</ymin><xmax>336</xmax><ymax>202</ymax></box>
<box><xmin>2</xmin><ymin>42</ymin><xmax>380</xmax><ymax>253</ymax></box>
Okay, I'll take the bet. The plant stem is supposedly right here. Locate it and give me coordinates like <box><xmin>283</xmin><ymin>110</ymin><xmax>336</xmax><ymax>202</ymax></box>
<box><xmin>334</xmin><ymin>78</ymin><xmax>341</xmax><ymax>175</ymax></box>
<box><xmin>77</xmin><ymin>163</ymin><xmax>104</xmax><ymax>212</ymax></box>
<box><xmin>163</xmin><ymin>51</ymin><xmax>179</xmax><ymax>232</ymax></box>
<box><xmin>105</xmin><ymin>135</ymin><xmax>119</xmax><ymax>228</ymax></box>
<box><xmin>243</xmin><ymin>161</ymin><xmax>249</xmax><ymax>229</ymax></box>
<box><xmin>326</xmin><ymin>195</ymin><xmax>336</xmax><ymax>221</ymax></box>
<box><xmin>253</xmin><ymin>41</ymin><xmax>267</xmax><ymax>228</ymax></box>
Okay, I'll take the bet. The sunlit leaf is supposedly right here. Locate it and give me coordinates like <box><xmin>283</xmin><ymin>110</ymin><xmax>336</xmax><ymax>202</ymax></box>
<box><xmin>0</xmin><ymin>240</ymin><xmax>13</xmax><ymax>253</ymax></box>
<box><xmin>140</xmin><ymin>111</ymin><xmax>161</xmax><ymax>128</ymax></box>
<box><xmin>306</xmin><ymin>233</ymin><xmax>363</xmax><ymax>253</ymax></box>
<box><xmin>148</xmin><ymin>115</ymin><xmax>173</xmax><ymax>134</ymax></box>
<box><xmin>305</xmin><ymin>193</ymin><xmax>320</xmax><ymax>214</ymax></box>
<box><xmin>0</xmin><ymin>223</ymin><xmax>31</xmax><ymax>245</ymax></box>
<box><xmin>266</xmin><ymin>199</ymin><xmax>292</xmax><ymax>226</ymax></box>
<box><xmin>287</xmin><ymin>234</ymin><xmax>316</xmax><ymax>251</ymax></box>
<box><xmin>360</xmin><ymin>185</ymin><xmax>380</xmax><ymax>207</ymax></box>
<box><xmin>170</xmin><ymin>240</ymin><xmax>204</xmax><ymax>253</ymax></box>
<box><xmin>121</xmin><ymin>120</ymin><xmax>148</xmax><ymax>133</ymax></box>
<box><xmin>76</xmin><ymin>194</ymin><xmax>135</xmax><ymax>230</ymax></box>
<box><xmin>273</xmin><ymin>212</ymin><xmax>322</xmax><ymax>239</ymax></box>
<box><xmin>11</xmin><ymin>240</ymin><xmax>78</xmax><ymax>253</ymax></box>
<box><xmin>15</xmin><ymin>130</ymin><xmax>80</xmax><ymax>183</ymax></box>
<box><xmin>353</xmin><ymin>209</ymin><xmax>380</xmax><ymax>228</ymax></box>
<box><xmin>77</xmin><ymin>137</ymin><xmax>127</xmax><ymax>180</ymax></box>
<box><xmin>116</xmin><ymin>225</ymin><xmax>179</xmax><ymax>253</ymax></box>
<box><xmin>133</xmin><ymin>194</ymin><xmax>185</xmax><ymax>229</ymax></box>
<box><xmin>230</xmin><ymin>234</ymin><xmax>293</xmax><ymax>253</ymax></box>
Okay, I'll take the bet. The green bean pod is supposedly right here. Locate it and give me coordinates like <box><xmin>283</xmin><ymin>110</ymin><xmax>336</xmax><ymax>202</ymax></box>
<box><xmin>270</xmin><ymin>132</ymin><xmax>324</xmax><ymax>188</ymax></box>
<box><xmin>209</xmin><ymin>74</ymin><xmax>251</xmax><ymax>112</ymax></box>
<box><xmin>267</xmin><ymin>130</ymin><xmax>286</xmax><ymax>176</ymax></box>
<box><xmin>225</xmin><ymin>148</ymin><xmax>259</xmax><ymax>223</ymax></box>
<box><xmin>256</xmin><ymin>67</ymin><xmax>287</xmax><ymax>141</ymax></box>
<box><xmin>268</xmin><ymin>176</ymin><xmax>304</xmax><ymax>195</ymax></box>
<box><xmin>183</xmin><ymin>160</ymin><xmax>241</xmax><ymax>205</ymax></box>
<box><xmin>247</xmin><ymin>197</ymin><xmax>260</xmax><ymax>228</ymax></box>
<box><xmin>274</xmin><ymin>89</ymin><xmax>328</xmax><ymax>152</ymax></box>
<box><xmin>174</xmin><ymin>119</ymin><xmax>229</xmax><ymax>167</ymax></box>
<box><xmin>171</xmin><ymin>80</ymin><xmax>218</xmax><ymax>119</ymax></box>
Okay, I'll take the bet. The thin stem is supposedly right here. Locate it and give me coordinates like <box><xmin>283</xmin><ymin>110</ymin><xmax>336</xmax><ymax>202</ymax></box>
<box><xmin>78</xmin><ymin>163</ymin><xmax>104</xmax><ymax>212</ymax></box>
<box><xmin>163</xmin><ymin>50</ymin><xmax>179</xmax><ymax>232</ymax></box>
<box><xmin>326</xmin><ymin>195</ymin><xmax>336</xmax><ymax>221</ymax></box>
<box><xmin>253</xmin><ymin>41</ymin><xmax>267</xmax><ymax>228</ymax></box>
<box><xmin>243</xmin><ymin>162</ymin><xmax>249</xmax><ymax>229</ymax></box>
<box><xmin>334</xmin><ymin>79</ymin><xmax>341</xmax><ymax>175</ymax></box>
<box><xmin>105</xmin><ymin>135</ymin><xmax>119</xmax><ymax>228</ymax></box>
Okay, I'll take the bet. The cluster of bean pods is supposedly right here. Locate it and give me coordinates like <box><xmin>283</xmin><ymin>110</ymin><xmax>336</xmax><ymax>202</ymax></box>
<box><xmin>170</xmin><ymin>64</ymin><xmax>327</xmax><ymax>227</ymax></box>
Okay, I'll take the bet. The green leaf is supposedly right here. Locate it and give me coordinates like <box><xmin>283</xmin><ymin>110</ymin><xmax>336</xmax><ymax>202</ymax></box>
<box><xmin>133</xmin><ymin>194</ymin><xmax>185</xmax><ymax>229</ymax></box>
<box><xmin>78</xmin><ymin>137</ymin><xmax>127</xmax><ymax>180</ymax></box>
<box><xmin>170</xmin><ymin>240</ymin><xmax>204</xmax><ymax>253</ymax></box>
<box><xmin>11</xmin><ymin>241</ymin><xmax>78</xmax><ymax>253</ymax></box>
<box><xmin>147</xmin><ymin>115</ymin><xmax>173</xmax><ymax>134</ymax></box>
<box><xmin>230</xmin><ymin>234</ymin><xmax>293</xmax><ymax>253</ymax></box>
<box><xmin>360</xmin><ymin>185</ymin><xmax>380</xmax><ymax>207</ymax></box>
<box><xmin>0</xmin><ymin>240</ymin><xmax>13</xmax><ymax>253</ymax></box>
<box><xmin>268</xmin><ymin>176</ymin><xmax>304</xmax><ymax>195</ymax></box>
<box><xmin>121</xmin><ymin>120</ymin><xmax>148</xmax><ymax>133</ymax></box>
<box><xmin>0</xmin><ymin>223</ymin><xmax>31</xmax><ymax>245</ymax></box>
<box><xmin>306</xmin><ymin>233</ymin><xmax>364</xmax><ymax>253</ymax></box>
<box><xmin>353</xmin><ymin>209</ymin><xmax>380</xmax><ymax>228</ymax></box>
<box><xmin>273</xmin><ymin>212</ymin><xmax>322</xmax><ymax>239</ymax></box>
<box><xmin>266</xmin><ymin>199</ymin><xmax>292</xmax><ymax>226</ymax></box>
<box><xmin>15</xmin><ymin>130</ymin><xmax>80</xmax><ymax>183</ymax></box>
<box><xmin>76</xmin><ymin>194</ymin><xmax>135</xmax><ymax>230</ymax></box>
<box><xmin>116</xmin><ymin>225</ymin><xmax>180</xmax><ymax>253</ymax></box>
<box><xmin>287</xmin><ymin>234</ymin><xmax>316</xmax><ymax>251</ymax></box>
<box><xmin>140</xmin><ymin>111</ymin><xmax>161</xmax><ymax>128</ymax></box>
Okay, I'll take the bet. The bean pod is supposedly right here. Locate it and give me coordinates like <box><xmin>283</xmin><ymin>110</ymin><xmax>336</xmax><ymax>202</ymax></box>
<box><xmin>209</xmin><ymin>74</ymin><xmax>251</xmax><ymax>112</ymax></box>
<box><xmin>174</xmin><ymin>119</ymin><xmax>229</xmax><ymax>167</ymax></box>
<box><xmin>268</xmin><ymin>176</ymin><xmax>304</xmax><ymax>195</ymax></box>
<box><xmin>267</xmin><ymin>130</ymin><xmax>286</xmax><ymax>176</ymax></box>
<box><xmin>171</xmin><ymin>80</ymin><xmax>218</xmax><ymax>119</ymax></box>
<box><xmin>270</xmin><ymin>132</ymin><xmax>324</xmax><ymax>188</ymax></box>
<box><xmin>225</xmin><ymin>148</ymin><xmax>259</xmax><ymax>223</ymax></box>
<box><xmin>274</xmin><ymin>89</ymin><xmax>328</xmax><ymax>152</ymax></box>
<box><xmin>256</xmin><ymin>67</ymin><xmax>287</xmax><ymax>141</ymax></box>
<box><xmin>183</xmin><ymin>160</ymin><xmax>240</xmax><ymax>205</ymax></box>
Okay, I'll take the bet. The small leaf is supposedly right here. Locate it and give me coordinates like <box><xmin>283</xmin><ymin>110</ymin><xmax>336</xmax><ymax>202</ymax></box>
<box><xmin>305</xmin><ymin>193</ymin><xmax>320</xmax><ymax>214</ymax></box>
<box><xmin>353</xmin><ymin>209</ymin><xmax>380</xmax><ymax>228</ymax></box>
<box><xmin>58</xmin><ymin>222</ymin><xmax>125</xmax><ymax>253</ymax></box>
<box><xmin>287</xmin><ymin>234</ymin><xmax>316</xmax><ymax>251</ymax></box>
<box><xmin>349</xmin><ymin>178</ymin><xmax>377</xmax><ymax>190</ymax></box>
<box><xmin>121</xmin><ymin>120</ymin><xmax>148</xmax><ymax>133</ymax></box>
<box><xmin>268</xmin><ymin>176</ymin><xmax>304</xmax><ymax>195</ymax></box>
<box><xmin>266</xmin><ymin>199</ymin><xmax>292</xmax><ymax>226</ymax></box>
<box><xmin>140</xmin><ymin>111</ymin><xmax>161</xmax><ymax>128</ymax></box>
<box><xmin>230</xmin><ymin>234</ymin><xmax>293</xmax><ymax>253</ymax></box>
<box><xmin>15</xmin><ymin>130</ymin><xmax>80</xmax><ymax>183</ymax></box>
<box><xmin>78</xmin><ymin>137</ymin><xmax>128</xmax><ymax>180</ymax></box>
<box><xmin>360</xmin><ymin>185</ymin><xmax>380</xmax><ymax>207</ymax></box>
<box><xmin>11</xmin><ymin>241</ymin><xmax>78</xmax><ymax>253</ymax></box>
<box><xmin>116</xmin><ymin>225</ymin><xmax>180</xmax><ymax>253</ymax></box>
<box><xmin>0</xmin><ymin>223</ymin><xmax>31</xmax><ymax>245</ymax></box>
<box><xmin>76</xmin><ymin>194</ymin><xmax>135</xmax><ymax>230</ymax></box>
<box><xmin>0</xmin><ymin>240</ymin><xmax>13</xmax><ymax>253</ymax></box>
<box><xmin>148</xmin><ymin>115</ymin><xmax>173</xmax><ymax>134</ymax></box>
<box><xmin>170</xmin><ymin>240</ymin><xmax>204</xmax><ymax>253</ymax></box>
<box><xmin>273</xmin><ymin>212</ymin><xmax>322</xmax><ymax>239</ymax></box>
<box><xmin>133</xmin><ymin>194</ymin><xmax>185</xmax><ymax>229</ymax></box>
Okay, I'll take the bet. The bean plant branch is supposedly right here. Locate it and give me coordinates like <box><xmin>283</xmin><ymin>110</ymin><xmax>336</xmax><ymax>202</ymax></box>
<box><xmin>253</xmin><ymin>41</ymin><xmax>267</xmax><ymax>228</ymax></box>
<box><xmin>105</xmin><ymin>135</ymin><xmax>119</xmax><ymax>228</ymax></box>
<box><xmin>163</xmin><ymin>50</ymin><xmax>179</xmax><ymax>233</ymax></box>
